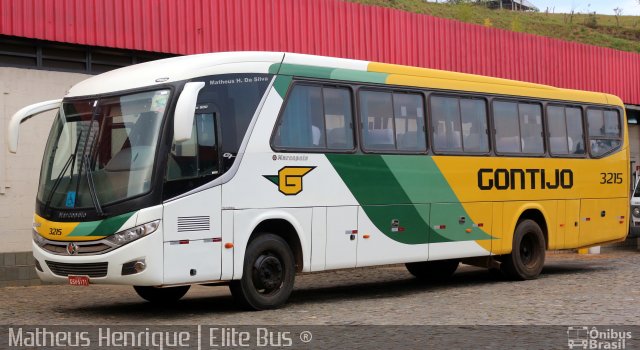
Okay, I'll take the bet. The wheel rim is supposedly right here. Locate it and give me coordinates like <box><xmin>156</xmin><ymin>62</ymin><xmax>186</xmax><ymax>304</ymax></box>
<box><xmin>252</xmin><ymin>253</ymin><xmax>284</xmax><ymax>295</ymax></box>
<box><xmin>520</xmin><ymin>233</ymin><xmax>537</xmax><ymax>267</ymax></box>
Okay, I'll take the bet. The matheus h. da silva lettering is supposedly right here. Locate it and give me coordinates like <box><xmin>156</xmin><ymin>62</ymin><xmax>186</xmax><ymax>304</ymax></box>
<box><xmin>8</xmin><ymin>51</ymin><xmax>629</xmax><ymax>310</ymax></box>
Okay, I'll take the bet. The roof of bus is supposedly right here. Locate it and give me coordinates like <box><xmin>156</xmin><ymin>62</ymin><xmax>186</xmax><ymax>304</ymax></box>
<box><xmin>66</xmin><ymin>51</ymin><xmax>621</xmax><ymax>107</ymax></box>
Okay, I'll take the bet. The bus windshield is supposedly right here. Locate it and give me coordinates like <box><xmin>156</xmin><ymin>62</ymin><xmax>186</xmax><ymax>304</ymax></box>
<box><xmin>37</xmin><ymin>89</ymin><xmax>171</xmax><ymax>210</ymax></box>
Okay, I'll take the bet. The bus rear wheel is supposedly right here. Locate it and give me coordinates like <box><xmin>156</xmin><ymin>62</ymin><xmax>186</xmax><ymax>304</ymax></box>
<box><xmin>229</xmin><ymin>233</ymin><xmax>295</xmax><ymax>310</ymax></box>
<box><xmin>502</xmin><ymin>219</ymin><xmax>546</xmax><ymax>280</ymax></box>
<box><xmin>133</xmin><ymin>285</ymin><xmax>190</xmax><ymax>303</ymax></box>
<box><xmin>405</xmin><ymin>259</ymin><xmax>459</xmax><ymax>281</ymax></box>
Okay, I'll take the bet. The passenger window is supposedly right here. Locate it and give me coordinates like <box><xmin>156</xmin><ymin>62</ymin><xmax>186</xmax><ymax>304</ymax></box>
<box><xmin>587</xmin><ymin>108</ymin><xmax>621</xmax><ymax>157</ymax></box>
<box><xmin>519</xmin><ymin>103</ymin><xmax>543</xmax><ymax>154</ymax></box>
<box><xmin>394</xmin><ymin>93</ymin><xmax>426</xmax><ymax>151</ymax></box>
<box><xmin>547</xmin><ymin>106</ymin><xmax>569</xmax><ymax>154</ymax></box>
<box><xmin>360</xmin><ymin>91</ymin><xmax>396</xmax><ymax>150</ymax></box>
<box><xmin>493</xmin><ymin>101</ymin><xmax>543</xmax><ymax>154</ymax></box>
<box><xmin>547</xmin><ymin>105</ymin><xmax>585</xmax><ymax>156</ymax></box>
<box><xmin>273</xmin><ymin>84</ymin><xmax>355</xmax><ymax>151</ymax></box>
<box><xmin>431</xmin><ymin>96</ymin><xmax>488</xmax><ymax>154</ymax></box>
<box><xmin>359</xmin><ymin>90</ymin><xmax>426</xmax><ymax>152</ymax></box>
<box><xmin>460</xmin><ymin>99</ymin><xmax>489</xmax><ymax>153</ymax></box>
<box><xmin>604</xmin><ymin>110</ymin><xmax>621</xmax><ymax>137</ymax></box>
<box><xmin>493</xmin><ymin>101</ymin><xmax>521</xmax><ymax>153</ymax></box>
<box><xmin>323</xmin><ymin>87</ymin><xmax>355</xmax><ymax>150</ymax></box>
<box><xmin>273</xmin><ymin>85</ymin><xmax>325</xmax><ymax>149</ymax></box>
<box><xmin>566</xmin><ymin>107</ymin><xmax>585</xmax><ymax>154</ymax></box>
<box><xmin>431</xmin><ymin>96</ymin><xmax>462</xmax><ymax>152</ymax></box>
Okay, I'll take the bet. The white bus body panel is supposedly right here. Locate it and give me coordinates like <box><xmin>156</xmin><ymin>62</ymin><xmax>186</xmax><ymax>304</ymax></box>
<box><xmin>162</xmin><ymin>187</ymin><xmax>223</xmax><ymax>284</ymax></box>
<box><xmin>324</xmin><ymin>206</ymin><xmax>358</xmax><ymax>270</ymax></box>
<box><xmin>356</xmin><ymin>206</ymin><xmax>430</xmax><ymax>267</ymax></box>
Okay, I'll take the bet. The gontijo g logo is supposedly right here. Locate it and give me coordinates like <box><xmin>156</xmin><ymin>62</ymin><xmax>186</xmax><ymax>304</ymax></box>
<box><xmin>264</xmin><ymin>166</ymin><xmax>315</xmax><ymax>195</ymax></box>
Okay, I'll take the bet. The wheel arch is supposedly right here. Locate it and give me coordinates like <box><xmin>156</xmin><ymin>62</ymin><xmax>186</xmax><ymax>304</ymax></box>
<box><xmin>509</xmin><ymin>204</ymin><xmax>550</xmax><ymax>250</ymax></box>
<box><xmin>232</xmin><ymin>209</ymin><xmax>310</xmax><ymax>280</ymax></box>
<box><xmin>250</xmin><ymin>219</ymin><xmax>304</xmax><ymax>273</ymax></box>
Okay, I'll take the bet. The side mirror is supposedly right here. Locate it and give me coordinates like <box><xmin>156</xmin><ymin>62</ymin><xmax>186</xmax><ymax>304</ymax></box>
<box><xmin>173</xmin><ymin>82</ymin><xmax>205</xmax><ymax>142</ymax></box>
<box><xmin>7</xmin><ymin>99</ymin><xmax>62</xmax><ymax>153</ymax></box>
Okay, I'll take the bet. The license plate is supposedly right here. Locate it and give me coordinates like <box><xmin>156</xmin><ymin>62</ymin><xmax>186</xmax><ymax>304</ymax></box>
<box><xmin>68</xmin><ymin>275</ymin><xmax>90</xmax><ymax>286</ymax></box>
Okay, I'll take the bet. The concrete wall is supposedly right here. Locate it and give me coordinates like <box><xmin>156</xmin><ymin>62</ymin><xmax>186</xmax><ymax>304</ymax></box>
<box><xmin>0</xmin><ymin>67</ymin><xmax>89</xmax><ymax>253</ymax></box>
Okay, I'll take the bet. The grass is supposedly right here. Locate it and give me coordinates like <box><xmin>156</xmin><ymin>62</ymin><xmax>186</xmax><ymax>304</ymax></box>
<box><xmin>348</xmin><ymin>0</ymin><xmax>640</xmax><ymax>53</ymax></box>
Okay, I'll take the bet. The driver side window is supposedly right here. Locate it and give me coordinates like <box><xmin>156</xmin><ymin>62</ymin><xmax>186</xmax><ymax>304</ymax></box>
<box><xmin>166</xmin><ymin>113</ymin><xmax>219</xmax><ymax>181</ymax></box>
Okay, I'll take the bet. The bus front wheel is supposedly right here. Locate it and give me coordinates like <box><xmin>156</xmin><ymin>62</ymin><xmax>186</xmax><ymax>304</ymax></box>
<box><xmin>133</xmin><ymin>285</ymin><xmax>190</xmax><ymax>303</ymax></box>
<box><xmin>405</xmin><ymin>259</ymin><xmax>459</xmax><ymax>281</ymax></box>
<box><xmin>229</xmin><ymin>233</ymin><xmax>295</xmax><ymax>310</ymax></box>
<box><xmin>502</xmin><ymin>219</ymin><xmax>546</xmax><ymax>280</ymax></box>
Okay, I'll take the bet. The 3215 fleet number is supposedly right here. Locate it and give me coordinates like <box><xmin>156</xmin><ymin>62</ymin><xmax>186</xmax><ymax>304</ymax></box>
<box><xmin>600</xmin><ymin>172</ymin><xmax>622</xmax><ymax>184</ymax></box>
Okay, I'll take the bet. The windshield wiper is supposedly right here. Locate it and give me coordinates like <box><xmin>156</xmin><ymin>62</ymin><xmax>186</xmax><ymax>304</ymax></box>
<box><xmin>43</xmin><ymin>130</ymin><xmax>83</xmax><ymax>214</ymax></box>
<box><xmin>82</xmin><ymin>154</ymin><xmax>103</xmax><ymax>216</ymax></box>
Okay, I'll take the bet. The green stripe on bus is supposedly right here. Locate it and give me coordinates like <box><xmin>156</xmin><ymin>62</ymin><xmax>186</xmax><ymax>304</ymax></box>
<box><xmin>326</xmin><ymin>154</ymin><xmax>492</xmax><ymax>244</ymax></box>
<box><xmin>270</xmin><ymin>63</ymin><xmax>388</xmax><ymax>84</ymax></box>
<box><xmin>273</xmin><ymin>75</ymin><xmax>293</xmax><ymax>98</ymax></box>
<box><xmin>330</xmin><ymin>69</ymin><xmax>387</xmax><ymax>84</ymax></box>
<box><xmin>68</xmin><ymin>212</ymin><xmax>135</xmax><ymax>237</ymax></box>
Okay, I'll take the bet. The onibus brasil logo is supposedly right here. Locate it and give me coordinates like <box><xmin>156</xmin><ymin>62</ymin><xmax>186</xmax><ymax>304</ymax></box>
<box><xmin>263</xmin><ymin>166</ymin><xmax>315</xmax><ymax>195</ymax></box>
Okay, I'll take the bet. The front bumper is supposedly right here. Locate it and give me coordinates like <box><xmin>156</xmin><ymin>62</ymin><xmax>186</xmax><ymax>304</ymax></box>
<box><xmin>32</xmin><ymin>228</ymin><xmax>164</xmax><ymax>286</ymax></box>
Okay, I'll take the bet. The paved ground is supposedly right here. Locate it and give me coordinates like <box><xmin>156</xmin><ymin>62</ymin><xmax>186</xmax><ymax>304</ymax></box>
<box><xmin>1</xmin><ymin>250</ymin><xmax>639</xmax><ymax>325</ymax></box>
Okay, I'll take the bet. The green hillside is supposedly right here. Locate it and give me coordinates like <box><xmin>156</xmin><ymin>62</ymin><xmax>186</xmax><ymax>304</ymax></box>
<box><xmin>349</xmin><ymin>0</ymin><xmax>640</xmax><ymax>53</ymax></box>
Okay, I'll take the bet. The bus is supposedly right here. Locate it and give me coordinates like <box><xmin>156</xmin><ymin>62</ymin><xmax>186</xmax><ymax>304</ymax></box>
<box><xmin>9</xmin><ymin>52</ymin><xmax>629</xmax><ymax>310</ymax></box>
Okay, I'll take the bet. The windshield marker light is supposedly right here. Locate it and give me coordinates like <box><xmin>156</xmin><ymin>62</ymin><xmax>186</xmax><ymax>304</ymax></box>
<box><xmin>105</xmin><ymin>220</ymin><xmax>160</xmax><ymax>247</ymax></box>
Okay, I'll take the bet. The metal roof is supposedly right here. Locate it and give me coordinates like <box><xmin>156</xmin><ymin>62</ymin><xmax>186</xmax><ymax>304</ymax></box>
<box><xmin>1</xmin><ymin>0</ymin><xmax>638</xmax><ymax>104</ymax></box>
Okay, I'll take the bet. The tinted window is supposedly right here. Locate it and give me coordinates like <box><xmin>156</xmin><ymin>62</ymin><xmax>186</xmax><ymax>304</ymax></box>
<box><xmin>167</xmin><ymin>114</ymin><xmax>218</xmax><ymax>181</ymax></box>
<box><xmin>547</xmin><ymin>105</ymin><xmax>585</xmax><ymax>156</ymax></box>
<box><xmin>431</xmin><ymin>96</ymin><xmax>462</xmax><ymax>152</ymax></box>
<box><xmin>493</xmin><ymin>101</ymin><xmax>520</xmax><ymax>153</ymax></box>
<box><xmin>360</xmin><ymin>90</ymin><xmax>426</xmax><ymax>152</ymax></box>
<box><xmin>460</xmin><ymin>99</ymin><xmax>489</xmax><ymax>152</ymax></box>
<box><xmin>165</xmin><ymin>73</ymin><xmax>271</xmax><ymax>199</ymax></box>
<box><xmin>547</xmin><ymin>106</ymin><xmax>568</xmax><ymax>154</ymax></box>
<box><xmin>394</xmin><ymin>93</ymin><xmax>426</xmax><ymax>151</ymax></box>
<box><xmin>566</xmin><ymin>107</ymin><xmax>585</xmax><ymax>154</ymax></box>
<box><xmin>587</xmin><ymin>108</ymin><xmax>621</xmax><ymax>157</ymax></box>
<box><xmin>519</xmin><ymin>103</ymin><xmax>543</xmax><ymax>154</ymax></box>
<box><xmin>493</xmin><ymin>101</ymin><xmax>543</xmax><ymax>154</ymax></box>
<box><xmin>588</xmin><ymin>109</ymin><xmax>605</xmax><ymax>136</ymax></box>
<box><xmin>431</xmin><ymin>96</ymin><xmax>488</xmax><ymax>154</ymax></box>
<box><xmin>360</xmin><ymin>91</ymin><xmax>396</xmax><ymax>150</ymax></box>
<box><xmin>323</xmin><ymin>87</ymin><xmax>355</xmax><ymax>150</ymax></box>
<box><xmin>274</xmin><ymin>85</ymin><xmax>324</xmax><ymax>149</ymax></box>
<box><xmin>274</xmin><ymin>84</ymin><xmax>355</xmax><ymax>151</ymax></box>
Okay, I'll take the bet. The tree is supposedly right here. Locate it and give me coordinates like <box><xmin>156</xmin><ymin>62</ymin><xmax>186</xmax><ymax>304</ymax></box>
<box><xmin>614</xmin><ymin>7</ymin><xmax>623</xmax><ymax>27</ymax></box>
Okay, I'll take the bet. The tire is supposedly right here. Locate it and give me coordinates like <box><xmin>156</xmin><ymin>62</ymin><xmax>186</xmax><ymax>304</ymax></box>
<box><xmin>502</xmin><ymin>219</ymin><xmax>546</xmax><ymax>280</ymax></box>
<box><xmin>133</xmin><ymin>285</ymin><xmax>190</xmax><ymax>303</ymax></box>
<box><xmin>405</xmin><ymin>259</ymin><xmax>459</xmax><ymax>281</ymax></box>
<box><xmin>229</xmin><ymin>233</ymin><xmax>296</xmax><ymax>310</ymax></box>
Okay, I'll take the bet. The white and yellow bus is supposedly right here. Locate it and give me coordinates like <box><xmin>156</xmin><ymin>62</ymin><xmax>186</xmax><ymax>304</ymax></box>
<box><xmin>9</xmin><ymin>52</ymin><xmax>629</xmax><ymax>310</ymax></box>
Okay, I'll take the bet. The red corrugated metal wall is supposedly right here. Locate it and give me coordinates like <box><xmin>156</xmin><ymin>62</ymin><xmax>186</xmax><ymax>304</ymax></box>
<box><xmin>1</xmin><ymin>0</ymin><xmax>640</xmax><ymax>104</ymax></box>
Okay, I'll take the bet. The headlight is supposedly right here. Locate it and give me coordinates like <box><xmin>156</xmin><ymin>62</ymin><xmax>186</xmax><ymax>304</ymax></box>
<box><xmin>105</xmin><ymin>220</ymin><xmax>160</xmax><ymax>247</ymax></box>
<box><xmin>32</xmin><ymin>229</ymin><xmax>47</xmax><ymax>247</ymax></box>
<box><xmin>633</xmin><ymin>207</ymin><xmax>640</xmax><ymax>218</ymax></box>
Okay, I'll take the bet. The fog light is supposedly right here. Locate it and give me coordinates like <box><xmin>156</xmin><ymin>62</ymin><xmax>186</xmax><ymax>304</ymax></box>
<box><xmin>633</xmin><ymin>207</ymin><xmax>640</xmax><ymax>218</ymax></box>
<box><xmin>122</xmin><ymin>259</ymin><xmax>146</xmax><ymax>276</ymax></box>
<box><xmin>134</xmin><ymin>261</ymin><xmax>146</xmax><ymax>273</ymax></box>
<box><xmin>34</xmin><ymin>259</ymin><xmax>43</xmax><ymax>272</ymax></box>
